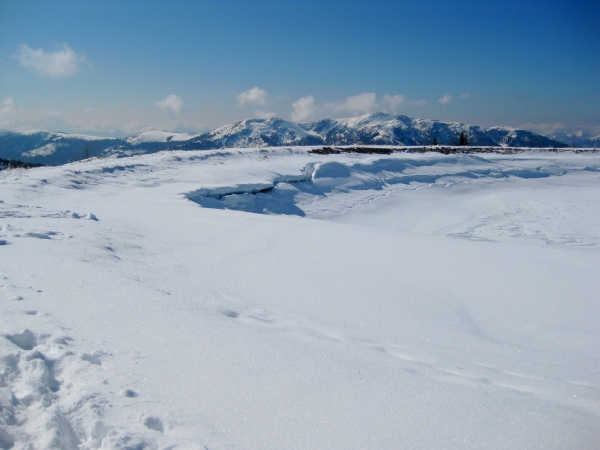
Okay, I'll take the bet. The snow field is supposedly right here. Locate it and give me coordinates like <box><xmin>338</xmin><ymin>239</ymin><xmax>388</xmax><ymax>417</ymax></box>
<box><xmin>0</xmin><ymin>148</ymin><xmax>598</xmax><ymax>449</ymax></box>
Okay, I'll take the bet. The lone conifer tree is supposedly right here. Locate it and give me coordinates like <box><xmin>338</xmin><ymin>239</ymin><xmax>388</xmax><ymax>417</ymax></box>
<box><xmin>459</xmin><ymin>132</ymin><xmax>469</xmax><ymax>146</ymax></box>
<box><xmin>80</xmin><ymin>144</ymin><xmax>93</xmax><ymax>160</ymax></box>
<box><xmin>432</xmin><ymin>137</ymin><xmax>439</xmax><ymax>146</ymax></box>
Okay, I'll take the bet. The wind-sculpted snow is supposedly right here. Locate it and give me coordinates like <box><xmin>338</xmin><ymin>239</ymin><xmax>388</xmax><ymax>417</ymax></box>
<box><xmin>0</xmin><ymin>148</ymin><xmax>599</xmax><ymax>448</ymax></box>
<box><xmin>185</xmin><ymin>156</ymin><xmax>562</xmax><ymax>220</ymax></box>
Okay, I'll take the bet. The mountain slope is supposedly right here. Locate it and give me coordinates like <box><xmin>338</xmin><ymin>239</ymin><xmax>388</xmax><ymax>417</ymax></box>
<box><xmin>179</xmin><ymin>118</ymin><xmax>323</xmax><ymax>149</ymax></box>
<box><xmin>0</xmin><ymin>130</ymin><xmax>196</xmax><ymax>165</ymax></box>
<box><xmin>0</xmin><ymin>130</ymin><xmax>124</xmax><ymax>165</ymax></box>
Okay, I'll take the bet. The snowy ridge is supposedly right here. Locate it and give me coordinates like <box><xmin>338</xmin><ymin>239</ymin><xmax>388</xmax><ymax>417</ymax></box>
<box><xmin>1</xmin><ymin>130</ymin><xmax>109</xmax><ymax>141</ymax></box>
<box><xmin>185</xmin><ymin>118</ymin><xmax>323</xmax><ymax>149</ymax></box>
<box><xmin>0</xmin><ymin>131</ymin><xmax>125</xmax><ymax>166</ymax></box>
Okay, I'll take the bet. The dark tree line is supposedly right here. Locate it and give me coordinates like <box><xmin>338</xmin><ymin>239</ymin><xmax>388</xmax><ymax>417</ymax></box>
<box><xmin>0</xmin><ymin>158</ymin><xmax>45</xmax><ymax>170</ymax></box>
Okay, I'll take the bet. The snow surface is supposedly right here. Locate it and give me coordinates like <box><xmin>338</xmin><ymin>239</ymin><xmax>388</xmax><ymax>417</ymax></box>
<box><xmin>0</xmin><ymin>147</ymin><xmax>599</xmax><ymax>449</ymax></box>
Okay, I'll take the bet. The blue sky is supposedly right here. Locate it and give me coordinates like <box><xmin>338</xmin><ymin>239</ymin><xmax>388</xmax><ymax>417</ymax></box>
<box><xmin>0</xmin><ymin>0</ymin><xmax>598</xmax><ymax>137</ymax></box>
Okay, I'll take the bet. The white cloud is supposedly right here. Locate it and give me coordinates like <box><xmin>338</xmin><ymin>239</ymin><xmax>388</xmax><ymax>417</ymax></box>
<box><xmin>460</xmin><ymin>93</ymin><xmax>471</xmax><ymax>99</ymax></box>
<box><xmin>238</xmin><ymin>87</ymin><xmax>268</xmax><ymax>106</ymax></box>
<box><xmin>156</xmin><ymin>95</ymin><xmax>184</xmax><ymax>116</ymax></box>
<box><xmin>330</xmin><ymin>92</ymin><xmax>378</xmax><ymax>115</ymax></box>
<box><xmin>291</xmin><ymin>92</ymin><xmax>427</xmax><ymax>121</ymax></box>
<box><xmin>291</xmin><ymin>95</ymin><xmax>317</xmax><ymax>122</ymax></box>
<box><xmin>14</xmin><ymin>43</ymin><xmax>86</xmax><ymax>78</ymax></box>
<box><xmin>254</xmin><ymin>110</ymin><xmax>276</xmax><ymax>119</ymax></box>
<box><xmin>383</xmin><ymin>94</ymin><xmax>405</xmax><ymax>109</ymax></box>
<box><xmin>85</xmin><ymin>107</ymin><xmax>98</xmax><ymax>113</ymax></box>
<box><xmin>438</xmin><ymin>94</ymin><xmax>453</xmax><ymax>105</ymax></box>
<box><xmin>0</xmin><ymin>98</ymin><xmax>20</xmax><ymax>127</ymax></box>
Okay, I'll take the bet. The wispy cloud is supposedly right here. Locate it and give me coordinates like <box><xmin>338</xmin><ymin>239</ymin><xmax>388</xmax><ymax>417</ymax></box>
<box><xmin>85</xmin><ymin>107</ymin><xmax>98</xmax><ymax>113</ymax></box>
<box><xmin>293</xmin><ymin>92</ymin><xmax>379</xmax><ymax>120</ymax></box>
<box><xmin>61</xmin><ymin>117</ymin><xmax>206</xmax><ymax>136</ymax></box>
<box><xmin>291</xmin><ymin>92</ymin><xmax>429</xmax><ymax>121</ymax></box>
<box><xmin>0</xmin><ymin>97</ymin><xmax>208</xmax><ymax>136</ymax></box>
<box><xmin>0</xmin><ymin>98</ymin><xmax>20</xmax><ymax>127</ymax></box>
<box><xmin>459</xmin><ymin>93</ymin><xmax>471</xmax><ymax>99</ymax></box>
<box><xmin>156</xmin><ymin>95</ymin><xmax>184</xmax><ymax>116</ymax></box>
<box><xmin>383</xmin><ymin>94</ymin><xmax>405</xmax><ymax>109</ymax></box>
<box><xmin>438</xmin><ymin>94</ymin><xmax>453</xmax><ymax>105</ymax></box>
<box><xmin>238</xmin><ymin>87</ymin><xmax>268</xmax><ymax>106</ymax></box>
<box><xmin>14</xmin><ymin>43</ymin><xmax>86</xmax><ymax>78</ymax></box>
<box><xmin>291</xmin><ymin>95</ymin><xmax>317</xmax><ymax>121</ymax></box>
<box><xmin>254</xmin><ymin>110</ymin><xmax>276</xmax><ymax>119</ymax></box>
<box><xmin>327</xmin><ymin>92</ymin><xmax>378</xmax><ymax>115</ymax></box>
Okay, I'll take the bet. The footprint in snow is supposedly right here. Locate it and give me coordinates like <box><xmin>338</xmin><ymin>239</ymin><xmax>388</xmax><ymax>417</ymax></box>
<box><xmin>143</xmin><ymin>416</ymin><xmax>164</xmax><ymax>433</ymax></box>
<box><xmin>122</xmin><ymin>389</ymin><xmax>138</xmax><ymax>398</ymax></box>
<box><xmin>221</xmin><ymin>309</ymin><xmax>239</xmax><ymax>319</ymax></box>
<box><xmin>4</xmin><ymin>329</ymin><xmax>38</xmax><ymax>350</ymax></box>
<box><xmin>81</xmin><ymin>352</ymin><xmax>102</xmax><ymax>365</ymax></box>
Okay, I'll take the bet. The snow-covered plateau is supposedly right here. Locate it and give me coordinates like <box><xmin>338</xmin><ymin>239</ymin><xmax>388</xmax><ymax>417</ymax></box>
<box><xmin>0</xmin><ymin>147</ymin><xmax>598</xmax><ymax>449</ymax></box>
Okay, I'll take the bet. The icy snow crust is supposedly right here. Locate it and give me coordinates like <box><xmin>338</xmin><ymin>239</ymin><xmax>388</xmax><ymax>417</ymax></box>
<box><xmin>0</xmin><ymin>147</ymin><xmax>599</xmax><ymax>449</ymax></box>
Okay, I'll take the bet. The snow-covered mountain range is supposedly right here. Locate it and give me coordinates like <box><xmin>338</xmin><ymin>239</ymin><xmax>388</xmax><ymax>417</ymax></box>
<box><xmin>179</xmin><ymin>113</ymin><xmax>568</xmax><ymax>150</ymax></box>
<box><xmin>0</xmin><ymin>113</ymin><xmax>570</xmax><ymax>165</ymax></box>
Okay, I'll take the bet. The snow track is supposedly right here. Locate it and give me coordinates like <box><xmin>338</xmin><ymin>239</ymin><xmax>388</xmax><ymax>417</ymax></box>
<box><xmin>0</xmin><ymin>273</ymin><xmax>158</xmax><ymax>450</ymax></box>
